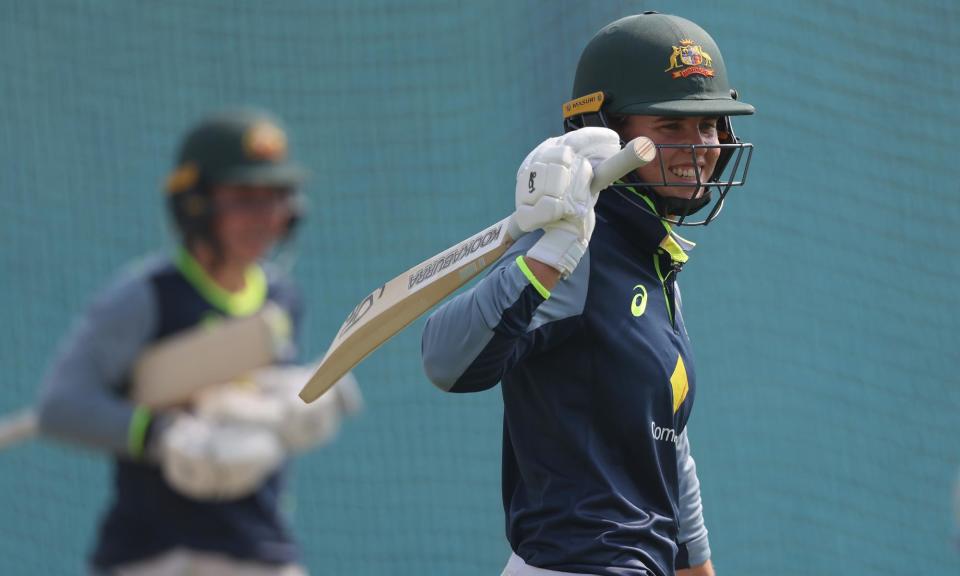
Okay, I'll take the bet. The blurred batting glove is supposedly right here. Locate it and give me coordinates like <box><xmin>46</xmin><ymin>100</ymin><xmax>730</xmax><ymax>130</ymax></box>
<box><xmin>254</xmin><ymin>365</ymin><xmax>363</xmax><ymax>453</ymax></box>
<box><xmin>154</xmin><ymin>411</ymin><xmax>285</xmax><ymax>502</ymax></box>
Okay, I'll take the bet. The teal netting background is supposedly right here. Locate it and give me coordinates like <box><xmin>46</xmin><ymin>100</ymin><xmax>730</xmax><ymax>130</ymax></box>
<box><xmin>1</xmin><ymin>1</ymin><xmax>957</xmax><ymax>574</ymax></box>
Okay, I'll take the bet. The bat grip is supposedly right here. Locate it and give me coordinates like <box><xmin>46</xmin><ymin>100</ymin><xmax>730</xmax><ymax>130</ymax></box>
<box><xmin>506</xmin><ymin>215</ymin><xmax>525</xmax><ymax>243</ymax></box>
<box><xmin>506</xmin><ymin>136</ymin><xmax>656</xmax><ymax>242</ymax></box>
<box><xmin>590</xmin><ymin>136</ymin><xmax>657</xmax><ymax>195</ymax></box>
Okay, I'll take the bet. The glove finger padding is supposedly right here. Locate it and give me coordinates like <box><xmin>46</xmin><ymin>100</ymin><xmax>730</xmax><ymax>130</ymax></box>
<box><xmin>516</xmin><ymin>160</ymin><xmax>597</xmax><ymax>233</ymax></box>
<box><xmin>159</xmin><ymin>414</ymin><xmax>285</xmax><ymax>501</ymax></box>
<box><xmin>193</xmin><ymin>383</ymin><xmax>285</xmax><ymax>428</ymax></box>
<box><xmin>558</xmin><ymin>127</ymin><xmax>622</xmax><ymax>171</ymax></box>
<box><xmin>514</xmin><ymin>128</ymin><xmax>619</xmax><ymax>236</ymax></box>
<box><xmin>516</xmin><ymin>148</ymin><xmax>576</xmax><ymax>233</ymax></box>
<box><xmin>254</xmin><ymin>366</ymin><xmax>363</xmax><ymax>453</ymax></box>
<box><xmin>518</xmin><ymin>127</ymin><xmax>620</xmax><ymax>278</ymax></box>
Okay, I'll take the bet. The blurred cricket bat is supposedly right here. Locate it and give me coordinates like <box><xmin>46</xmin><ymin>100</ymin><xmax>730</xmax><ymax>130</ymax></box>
<box><xmin>0</xmin><ymin>303</ymin><xmax>290</xmax><ymax>450</ymax></box>
<box><xmin>299</xmin><ymin>137</ymin><xmax>656</xmax><ymax>403</ymax></box>
<box><xmin>0</xmin><ymin>411</ymin><xmax>37</xmax><ymax>450</ymax></box>
<box><xmin>131</xmin><ymin>302</ymin><xmax>290</xmax><ymax>407</ymax></box>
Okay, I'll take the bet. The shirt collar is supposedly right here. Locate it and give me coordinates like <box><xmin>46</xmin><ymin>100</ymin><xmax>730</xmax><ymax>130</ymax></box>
<box><xmin>595</xmin><ymin>186</ymin><xmax>696</xmax><ymax>264</ymax></box>
<box><xmin>175</xmin><ymin>248</ymin><xmax>268</xmax><ymax>316</ymax></box>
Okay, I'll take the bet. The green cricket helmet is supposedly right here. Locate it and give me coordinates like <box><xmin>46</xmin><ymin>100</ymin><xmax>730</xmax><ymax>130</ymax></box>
<box><xmin>165</xmin><ymin>108</ymin><xmax>307</xmax><ymax>248</ymax></box>
<box><xmin>564</xmin><ymin>12</ymin><xmax>754</xmax><ymax>225</ymax></box>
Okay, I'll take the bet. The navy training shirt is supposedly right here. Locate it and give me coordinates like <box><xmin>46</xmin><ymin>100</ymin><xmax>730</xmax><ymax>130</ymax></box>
<box><xmin>422</xmin><ymin>189</ymin><xmax>710</xmax><ymax>575</ymax></box>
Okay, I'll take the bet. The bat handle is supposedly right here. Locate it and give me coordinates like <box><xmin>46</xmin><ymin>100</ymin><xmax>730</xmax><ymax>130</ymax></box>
<box><xmin>506</xmin><ymin>215</ymin><xmax>525</xmax><ymax>243</ymax></box>
<box><xmin>590</xmin><ymin>136</ymin><xmax>657</xmax><ymax>195</ymax></box>
<box><xmin>506</xmin><ymin>136</ymin><xmax>657</xmax><ymax>242</ymax></box>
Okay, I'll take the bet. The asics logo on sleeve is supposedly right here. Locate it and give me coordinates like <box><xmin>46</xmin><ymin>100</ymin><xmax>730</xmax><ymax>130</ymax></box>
<box><xmin>528</xmin><ymin>171</ymin><xmax>537</xmax><ymax>193</ymax></box>
<box><xmin>631</xmin><ymin>284</ymin><xmax>648</xmax><ymax>317</ymax></box>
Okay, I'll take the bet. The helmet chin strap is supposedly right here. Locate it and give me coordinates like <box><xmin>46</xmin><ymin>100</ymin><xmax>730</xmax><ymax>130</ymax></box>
<box><xmin>657</xmin><ymin>189</ymin><xmax>713</xmax><ymax>219</ymax></box>
<box><xmin>614</xmin><ymin>168</ymin><xmax>714</xmax><ymax>223</ymax></box>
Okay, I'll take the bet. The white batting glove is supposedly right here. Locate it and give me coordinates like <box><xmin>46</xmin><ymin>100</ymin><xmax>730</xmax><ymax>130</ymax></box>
<box><xmin>514</xmin><ymin>127</ymin><xmax>620</xmax><ymax>277</ymax></box>
<box><xmin>156</xmin><ymin>411</ymin><xmax>285</xmax><ymax>502</ymax></box>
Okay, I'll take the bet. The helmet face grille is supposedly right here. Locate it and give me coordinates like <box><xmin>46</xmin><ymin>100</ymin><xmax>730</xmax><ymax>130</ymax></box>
<box><xmin>608</xmin><ymin>142</ymin><xmax>753</xmax><ymax>227</ymax></box>
<box><xmin>565</xmin><ymin>107</ymin><xmax>754</xmax><ymax>227</ymax></box>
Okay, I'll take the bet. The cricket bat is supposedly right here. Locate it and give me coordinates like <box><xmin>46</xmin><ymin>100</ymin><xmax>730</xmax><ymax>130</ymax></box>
<box><xmin>299</xmin><ymin>136</ymin><xmax>656</xmax><ymax>403</ymax></box>
<box><xmin>0</xmin><ymin>302</ymin><xmax>290</xmax><ymax>450</ymax></box>
<box><xmin>0</xmin><ymin>411</ymin><xmax>37</xmax><ymax>451</ymax></box>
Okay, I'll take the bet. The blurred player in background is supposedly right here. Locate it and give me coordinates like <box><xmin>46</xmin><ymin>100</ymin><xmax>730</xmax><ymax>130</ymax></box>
<box><xmin>36</xmin><ymin>108</ymin><xmax>361</xmax><ymax>576</ymax></box>
<box><xmin>422</xmin><ymin>12</ymin><xmax>753</xmax><ymax>576</ymax></box>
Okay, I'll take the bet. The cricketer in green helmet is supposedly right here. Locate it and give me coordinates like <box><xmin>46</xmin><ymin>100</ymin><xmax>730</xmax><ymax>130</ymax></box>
<box><xmin>422</xmin><ymin>12</ymin><xmax>754</xmax><ymax>576</ymax></box>
<box><xmin>36</xmin><ymin>109</ymin><xmax>361</xmax><ymax>576</ymax></box>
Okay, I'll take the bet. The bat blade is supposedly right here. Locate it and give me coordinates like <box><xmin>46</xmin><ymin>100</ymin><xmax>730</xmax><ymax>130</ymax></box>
<box><xmin>299</xmin><ymin>137</ymin><xmax>657</xmax><ymax>403</ymax></box>
<box><xmin>299</xmin><ymin>216</ymin><xmax>514</xmax><ymax>402</ymax></box>
<box><xmin>0</xmin><ymin>410</ymin><xmax>37</xmax><ymax>450</ymax></box>
<box><xmin>133</xmin><ymin>303</ymin><xmax>289</xmax><ymax>408</ymax></box>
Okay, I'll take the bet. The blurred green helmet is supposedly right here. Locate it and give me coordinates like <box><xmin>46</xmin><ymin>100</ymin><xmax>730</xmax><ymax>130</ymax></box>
<box><xmin>564</xmin><ymin>12</ymin><xmax>755</xmax><ymax>226</ymax></box>
<box><xmin>167</xmin><ymin>108</ymin><xmax>307</xmax><ymax>194</ymax></box>
<box><xmin>166</xmin><ymin>108</ymin><xmax>307</xmax><ymax>247</ymax></box>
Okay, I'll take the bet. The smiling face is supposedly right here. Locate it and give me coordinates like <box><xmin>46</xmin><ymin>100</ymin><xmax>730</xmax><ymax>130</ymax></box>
<box><xmin>618</xmin><ymin>115</ymin><xmax>721</xmax><ymax>200</ymax></box>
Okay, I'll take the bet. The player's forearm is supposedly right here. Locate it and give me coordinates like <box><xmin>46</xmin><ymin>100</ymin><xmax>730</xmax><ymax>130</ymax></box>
<box><xmin>676</xmin><ymin>430</ymin><xmax>711</xmax><ymax>567</ymax></box>
<box><xmin>37</xmin><ymin>376</ymin><xmax>143</xmax><ymax>455</ymax></box>
<box><xmin>36</xmin><ymin>314</ymin><xmax>151</xmax><ymax>456</ymax></box>
<box><xmin>422</xmin><ymin>259</ymin><xmax>545</xmax><ymax>392</ymax></box>
<box><xmin>36</xmin><ymin>270</ymin><xmax>156</xmax><ymax>456</ymax></box>
<box><xmin>522</xmin><ymin>256</ymin><xmax>562</xmax><ymax>291</ymax></box>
